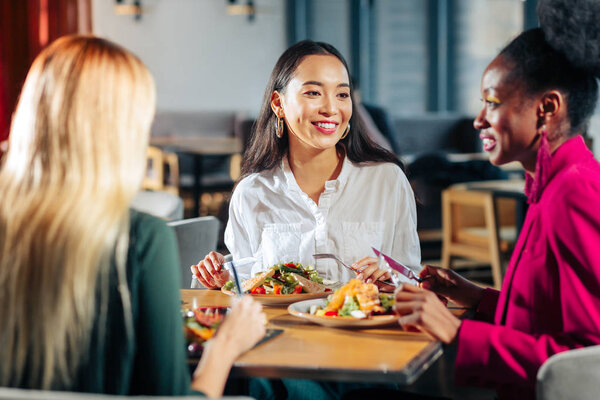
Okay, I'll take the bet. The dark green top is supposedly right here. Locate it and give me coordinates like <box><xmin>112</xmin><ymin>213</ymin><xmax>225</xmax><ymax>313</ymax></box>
<box><xmin>73</xmin><ymin>211</ymin><xmax>193</xmax><ymax>395</ymax></box>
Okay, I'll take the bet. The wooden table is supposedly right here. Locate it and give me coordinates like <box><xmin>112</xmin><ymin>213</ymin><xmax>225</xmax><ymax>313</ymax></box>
<box><xmin>150</xmin><ymin>136</ymin><xmax>243</xmax><ymax>216</ymax></box>
<box><xmin>182</xmin><ymin>290</ymin><xmax>443</xmax><ymax>385</ymax></box>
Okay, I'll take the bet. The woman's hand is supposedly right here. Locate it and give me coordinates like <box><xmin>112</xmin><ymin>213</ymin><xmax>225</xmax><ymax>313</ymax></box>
<box><xmin>191</xmin><ymin>251</ymin><xmax>230</xmax><ymax>289</ymax></box>
<box><xmin>213</xmin><ymin>296</ymin><xmax>266</xmax><ymax>357</ymax></box>
<box><xmin>191</xmin><ymin>296</ymin><xmax>266</xmax><ymax>397</ymax></box>
<box><xmin>419</xmin><ymin>265</ymin><xmax>484</xmax><ymax>308</ymax></box>
<box><xmin>353</xmin><ymin>256</ymin><xmax>392</xmax><ymax>286</ymax></box>
<box><xmin>394</xmin><ymin>284</ymin><xmax>461</xmax><ymax>344</ymax></box>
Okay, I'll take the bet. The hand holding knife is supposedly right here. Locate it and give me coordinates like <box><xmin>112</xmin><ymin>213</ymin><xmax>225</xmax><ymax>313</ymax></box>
<box><xmin>371</xmin><ymin>247</ymin><xmax>428</xmax><ymax>284</ymax></box>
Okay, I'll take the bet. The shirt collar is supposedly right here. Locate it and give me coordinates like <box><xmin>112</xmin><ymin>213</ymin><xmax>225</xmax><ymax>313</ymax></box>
<box><xmin>525</xmin><ymin>135</ymin><xmax>592</xmax><ymax>203</ymax></box>
<box><xmin>280</xmin><ymin>152</ymin><xmax>354</xmax><ymax>193</ymax></box>
<box><xmin>281</xmin><ymin>154</ymin><xmax>302</xmax><ymax>193</ymax></box>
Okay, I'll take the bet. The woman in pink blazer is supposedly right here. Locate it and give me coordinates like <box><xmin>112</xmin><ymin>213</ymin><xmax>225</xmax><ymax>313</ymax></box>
<box><xmin>393</xmin><ymin>1</ymin><xmax>600</xmax><ymax>399</ymax></box>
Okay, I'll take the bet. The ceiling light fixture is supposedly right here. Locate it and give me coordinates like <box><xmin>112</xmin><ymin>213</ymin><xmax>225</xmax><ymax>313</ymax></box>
<box><xmin>227</xmin><ymin>0</ymin><xmax>255</xmax><ymax>22</ymax></box>
<box><xmin>114</xmin><ymin>0</ymin><xmax>142</xmax><ymax>20</ymax></box>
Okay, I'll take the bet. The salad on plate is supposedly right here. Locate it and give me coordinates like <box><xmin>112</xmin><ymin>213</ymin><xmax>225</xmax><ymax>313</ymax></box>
<box><xmin>310</xmin><ymin>279</ymin><xmax>395</xmax><ymax>319</ymax></box>
<box><xmin>183</xmin><ymin>307</ymin><xmax>229</xmax><ymax>356</ymax></box>
<box><xmin>223</xmin><ymin>262</ymin><xmax>329</xmax><ymax>295</ymax></box>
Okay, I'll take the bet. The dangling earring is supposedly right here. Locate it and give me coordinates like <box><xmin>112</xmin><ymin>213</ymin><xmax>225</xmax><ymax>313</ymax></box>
<box><xmin>275</xmin><ymin>116</ymin><xmax>284</xmax><ymax>139</ymax></box>
<box><xmin>525</xmin><ymin>128</ymin><xmax>552</xmax><ymax>204</ymax></box>
<box><xmin>340</xmin><ymin>122</ymin><xmax>350</xmax><ymax>140</ymax></box>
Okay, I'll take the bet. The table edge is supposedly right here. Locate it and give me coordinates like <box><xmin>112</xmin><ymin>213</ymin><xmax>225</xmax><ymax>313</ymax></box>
<box><xmin>228</xmin><ymin>341</ymin><xmax>443</xmax><ymax>385</ymax></box>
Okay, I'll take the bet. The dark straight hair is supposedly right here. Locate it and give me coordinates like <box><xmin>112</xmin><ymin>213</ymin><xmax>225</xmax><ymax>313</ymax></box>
<box><xmin>240</xmin><ymin>40</ymin><xmax>402</xmax><ymax>180</ymax></box>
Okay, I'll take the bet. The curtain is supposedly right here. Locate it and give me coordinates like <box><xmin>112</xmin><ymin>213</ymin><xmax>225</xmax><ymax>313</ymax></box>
<box><xmin>0</xmin><ymin>0</ymin><xmax>92</xmax><ymax>141</ymax></box>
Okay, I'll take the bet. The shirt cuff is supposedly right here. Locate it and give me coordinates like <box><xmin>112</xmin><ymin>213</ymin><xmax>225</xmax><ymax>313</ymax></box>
<box><xmin>454</xmin><ymin>319</ymin><xmax>493</xmax><ymax>386</ymax></box>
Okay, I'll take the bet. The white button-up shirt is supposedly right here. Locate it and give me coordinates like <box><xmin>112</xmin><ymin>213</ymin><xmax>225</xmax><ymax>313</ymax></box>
<box><xmin>224</xmin><ymin>155</ymin><xmax>421</xmax><ymax>283</ymax></box>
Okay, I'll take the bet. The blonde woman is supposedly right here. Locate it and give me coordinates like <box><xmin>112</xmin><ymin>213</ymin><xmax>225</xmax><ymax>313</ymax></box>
<box><xmin>0</xmin><ymin>35</ymin><xmax>265</xmax><ymax>397</ymax></box>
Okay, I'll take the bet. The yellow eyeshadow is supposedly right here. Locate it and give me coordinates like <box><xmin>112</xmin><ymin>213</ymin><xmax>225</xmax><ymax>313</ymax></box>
<box><xmin>486</xmin><ymin>95</ymin><xmax>501</xmax><ymax>104</ymax></box>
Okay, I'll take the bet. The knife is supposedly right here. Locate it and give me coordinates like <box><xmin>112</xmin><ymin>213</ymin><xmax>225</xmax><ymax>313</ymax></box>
<box><xmin>223</xmin><ymin>257</ymin><xmax>256</xmax><ymax>296</ymax></box>
<box><xmin>223</xmin><ymin>260</ymin><xmax>244</xmax><ymax>296</ymax></box>
<box><xmin>371</xmin><ymin>247</ymin><xmax>425</xmax><ymax>283</ymax></box>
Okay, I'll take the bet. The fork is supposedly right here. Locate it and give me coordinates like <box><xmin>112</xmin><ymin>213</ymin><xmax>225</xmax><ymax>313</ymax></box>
<box><xmin>313</xmin><ymin>253</ymin><xmax>359</xmax><ymax>272</ymax></box>
<box><xmin>314</xmin><ymin>253</ymin><xmax>397</xmax><ymax>290</ymax></box>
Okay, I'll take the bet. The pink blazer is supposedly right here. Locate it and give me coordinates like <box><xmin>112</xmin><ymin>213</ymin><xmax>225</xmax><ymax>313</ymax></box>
<box><xmin>454</xmin><ymin>136</ymin><xmax>600</xmax><ymax>400</ymax></box>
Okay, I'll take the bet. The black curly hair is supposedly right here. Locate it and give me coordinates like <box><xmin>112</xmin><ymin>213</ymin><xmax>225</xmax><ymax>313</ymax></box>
<box><xmin>240</xmin><ymin>40</ymin><xmax>402</xmax><ymax>180</ymax></box>
<box><xmin>497</xmin><ymin>0</ymin><xmax>600</xmax><ymax>136</ymax></box>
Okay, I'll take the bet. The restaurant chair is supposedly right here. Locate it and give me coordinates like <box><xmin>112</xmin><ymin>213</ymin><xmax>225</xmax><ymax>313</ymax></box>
<box><xmin>229</xmin><ymin>117</ymin><xmax>256</xmax><ymax>181</ymax></box>
<box><xmin>167</xmin><ymin>216</ymin><xmax>220</xmax><ymax>288</ymax></box>
<box><xmin>537</xmin><ymin>345</ymin><xmax>600</xmax><ymax>400</ymax></box>
<box><xmin>143</xmin><ymin>145</ymin><xmax>180</xmax><ymax>196</ymax></box>
<box><xmin>131</xmin><ymin>190</ymin><xmax>184</xmax><ymax>221</ymax></box>
<box><xmin>0</xmin><ymin>387</ymin><xmax>254</xmax><ymax>400</ymax></box>
<box><xmin>441</xmin><ymin>186</ymin><xmax>516</xmax><ymax>288</ymax></box>
<box><xmin>132</xmin><ymin>146</ymin><xmax>184</xmax><ymax>221</ymax></box>
<box><xmin>406</xmin><ymin>153</ymin><xmax>510</xmax><ymax>261</ymax></box>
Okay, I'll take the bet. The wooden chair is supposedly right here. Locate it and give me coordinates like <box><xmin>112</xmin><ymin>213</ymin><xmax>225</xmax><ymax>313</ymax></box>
<box><xmin>142</xmin><ymin>146</ymin><xmax>179</xmax><ymax>195</ymax></box>
<box><xmin>441</xmin><ymin>186</ymin><xmax>517</xmax><ymax>289</ymax></box>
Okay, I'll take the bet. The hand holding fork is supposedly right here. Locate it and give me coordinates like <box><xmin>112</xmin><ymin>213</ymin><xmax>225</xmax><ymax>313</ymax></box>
<box><xmin>313</xmin><ymin>253</ymin><xmax>396</xmax><ymax>292</ymax></box>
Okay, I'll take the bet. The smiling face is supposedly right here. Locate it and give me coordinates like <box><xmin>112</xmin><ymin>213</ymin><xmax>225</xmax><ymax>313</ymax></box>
<box><xmin>474</xmin><ymin>56</ymin><xmax>541</xmax><ymax>170</ymax></box>
<box><xmin>271</xmin><ymin>54</ymin><xmax>352</xmax><ymax>154</ymax></box>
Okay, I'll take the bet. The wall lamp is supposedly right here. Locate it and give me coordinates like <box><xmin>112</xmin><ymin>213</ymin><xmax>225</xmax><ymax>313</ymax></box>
<box><xmin>114</xmin><ymin>0</ymin><xmax>142</xmax><ymax>20</ymax></box>
<box><xmin>227</xmin><ymin>0</ymin><xmax>255</xmax><ymax>22</ymax></box>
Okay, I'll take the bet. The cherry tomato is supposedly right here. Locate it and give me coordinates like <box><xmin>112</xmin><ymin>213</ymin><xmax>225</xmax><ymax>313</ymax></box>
<box><xmin>284</xmin><ymin>263</ymin><xmax>297</xmax><ymax>269</ymax></box>
<box><xmin>292</xmin><ymin>285</ymin><xmax>303</xmax><ymax>294</ymax></box>
<box><xmin>251</xmin><ymin>286</ymin><xmax>266</xmax><ymax>295</ymax></box>
<box><xmin>324</xmin><ymin>311</ymin><xmax>338</xmax><ymax>317</ymax></box>
<box><xmin>273</xmin><ymin>284</ymin><xmax>282</xmax><ymax>295</ymax></box>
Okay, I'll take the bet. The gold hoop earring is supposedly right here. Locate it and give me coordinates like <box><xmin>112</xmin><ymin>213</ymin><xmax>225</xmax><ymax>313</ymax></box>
<box><xmin>340</xmin><ymin>122</ymin><xmax>350</xmax><ymax>140</ymax></box>
<box><xmin>275</xmin><ymin>116</ymin><xmax>284</xmax><ymax>139</ymax></box>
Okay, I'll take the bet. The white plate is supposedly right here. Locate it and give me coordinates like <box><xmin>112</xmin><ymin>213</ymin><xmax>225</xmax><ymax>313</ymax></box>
<box><xmin>221</xmin><ymin>288</ymin><xmax>329</xmax><ymax>305</ymax></box>
<box><xmin>287</xmin><ymin>298</ymin><xmax>399</xmax><ymax>328</ymax></box>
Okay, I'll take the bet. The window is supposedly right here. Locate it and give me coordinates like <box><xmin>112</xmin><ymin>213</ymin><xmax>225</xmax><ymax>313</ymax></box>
<box><xmin>453</xmin><ymin>0</ymin><xmax>523</xmax><ymax>114</ymax></box>
<box><xmin>374</xmin><ymin>0</ymin><xmax>428</xmax><ymax>116</ymax></box>
<box><xmin>288</xmin><ymin>0</ymin><xmax>527</xmax><ymax>116</ymax></box>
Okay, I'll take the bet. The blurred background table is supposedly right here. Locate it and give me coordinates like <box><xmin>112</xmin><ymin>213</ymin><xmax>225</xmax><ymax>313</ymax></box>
<box><xmin>151</xmin><ymin>136</ymin><xmax>242</xmax><ymax>217</ymax></box>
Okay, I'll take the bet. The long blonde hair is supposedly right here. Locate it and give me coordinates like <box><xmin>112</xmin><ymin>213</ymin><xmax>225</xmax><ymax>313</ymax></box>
<box><xmin>0</xmin><ymin>36</ymin><xmax>156</xmax><ymax>389</ymax></box>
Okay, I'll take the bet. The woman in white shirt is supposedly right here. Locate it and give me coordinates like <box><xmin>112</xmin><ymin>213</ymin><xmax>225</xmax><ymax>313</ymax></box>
<box><xmin>192</xmin><ymin>40</ymin><xmax>420</xmax><ymax>287</ymax></box>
